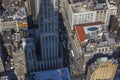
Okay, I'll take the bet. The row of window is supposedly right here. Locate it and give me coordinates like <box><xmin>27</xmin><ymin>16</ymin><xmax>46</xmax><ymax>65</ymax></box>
<box><xmin>41</xmin><ymin>35</ymin><xmax>58</xmax><ymax>59</ymax></box>
<box><xmin>42</xmin><ymin>47</ymin><xmax>58</xmax><ymax>60</ymax></box>
<box><xmin>2</xmin><ymin>23</ymin><xmax>16</xmax><ymax>27</ymax></box>
<box><xmin>37</xmin><ymin>59</ymin><xmax>62</xmax><ymax>70</ymax></box>
<box><xmin>97</xmin><ymin>44</ymin><xmax>120</xmax><ymax>52</ymax></box>
<box><xmin>26</xmin><ymin>48</ymin><xmax>36</xmax><ymax>68</ymax></box>
<box><xmin>96</xmin><ymin>11</ymin><xmax>106</xmax><ymax>22</ymax></box>
<box><xmin>39</xmin><ymin>22</ymin><xmax>58</xmax><ymax>33</ymax></box>
<box><xmin>73</xmin><ymin>13</ymin><xmax>94</xmax><ymax>25</ymax></box>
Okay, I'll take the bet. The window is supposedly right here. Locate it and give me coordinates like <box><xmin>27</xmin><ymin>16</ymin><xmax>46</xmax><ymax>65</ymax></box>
<box><xmin>102</xmin><ymin>48</ymin><xmax>104</xmax><ymax>51</ymax></box>
<box><xmin>46</xmin><ymin>36</ymin><xmax>48</xmax><ymax>47</ymax></box>
<box><xmin>104</xmin><ymin>10</ymin><xmax>106</xmax><ymax>13</ymax></box>
<box><xmin>46</xmin><ymin>48</ymin><xmax>48</xmax><ymax>59</ymax></box>
<box><xmin>42</xmin><ymin>37</ymin><xmax>45</xmax><ymax>47</ymax></box>
<box><xmin>98</xmin><ymin>49</ymin><xmax>101</xmax><ymax>52</ymax></box>
<box><xmin>105</xmin><ymin>48</ymin><xmax>107</xmax><ymax>51</ymax></box>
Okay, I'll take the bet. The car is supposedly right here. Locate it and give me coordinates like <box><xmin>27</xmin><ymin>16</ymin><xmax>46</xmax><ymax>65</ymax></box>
<box><xmin>10</xmin><ymin>59</ymin><xmax>14</xmax><ymax>69</ymax></box>
<box><xmin>71</xmin><ymin>50</ymin><xmax>75</xmax><ymax>57</ymax></box>
<box><xmin>11</xmin><ymin>4</ymin><xmax>14</xmax><ymax>7</ymax></box>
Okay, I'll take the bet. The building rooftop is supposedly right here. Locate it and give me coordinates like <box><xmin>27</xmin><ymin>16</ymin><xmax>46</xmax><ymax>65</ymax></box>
<box><xmin>97</xmin><ymin>0</ymin><xmax>106</xmax><ymax>4</ymax></box>
<box><xmin>15</xmin><ymin>7</ymin><xmax>27</xmax><ymax>20</ymax></box>
<box><xmin>75</xmin><ymin>22</ymin><xmax>117</xmax><ymax>48</ymax></box>
<box><xmin>98</xmin><ymin>33</ymin><xmax>116</xmax><ymax>47</ymax></box>
<box><xmin>0</xmin><ymin>76</ymin><xmax>8</xmax><ymax>80</ymax></box>
<box><xmin>75</xmin><ymin>26</ymin><xmax>86</xmax><ymax>44</ymax></box>
<box><xmin>97</xmin><ymin>57</ymin><xmax>108</xmax><ymax>65</ymax></box>
<box><xmin>1</xmin><ymin>21</ymin><xmax>18</xmax><ymax>31</ymax></box>
<box><xmin>75</xmin><ymin>22</ymin><xmax>104</xmax><ymax>44</ymax></box>
<box><xmin>90</xmin><ymin>61</ymin><xmax>118</xmax><ymax>80</ymax></box>
<box><xmin>69</xmin><ymin>0</ymin><xmax>116</xmax><ymax>13</ymax></box>
<box><xmin>71</xmin><ymin>2</ymin><xmax>90</xmax><ymax>13</ymax></box>
<box><xmin>12</xmin><ymin>50</ymin><xmax>27</xmax><ymax>78</ymax></box>
<box><xmin>31</xmin><ymin>68</ymin><xmax>71</xmax><ymax>80</ymax></box>
<box><xmin>2</xmin><ymin>31</ymin><xmax>13</xmax><ymax>44</ymax></box>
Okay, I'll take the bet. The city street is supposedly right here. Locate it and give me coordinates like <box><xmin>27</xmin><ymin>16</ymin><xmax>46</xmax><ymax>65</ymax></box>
<box><xmin>60</xmin><ymin>0</ymin><xmax>85</xmax><ymax>79</ymax></box>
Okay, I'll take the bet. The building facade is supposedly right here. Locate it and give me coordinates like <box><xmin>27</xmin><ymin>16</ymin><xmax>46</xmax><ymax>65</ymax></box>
<box><xmin>31</xmin><ymin>68</ymin><xmax>71</xmax><ymax>80</ymax></box>
<box><xmin>0</xmin><ymin>47</ymin><xmax>4</xmax><ymax>73</ymax></box>
<box><xmin>23</xmin><ymin>38</ymin><xmax>37</xmax><ymax>73</ymax></box>
<box><xmin>89</xmin><ymin>61</ymin><xmax>118</xmax><ymax>80</ymax></box>
<box><xmin>64</xmin><ymin>0</ymin><xmax>117</xmax><ymax>30</ymax></box>
<box><xmin>115</xmin><ymin>0</ymin><xmax>120</xmax><ymax>16</ymax></box>
<box><xmin>73</xmin><ymin>22</ymin><xmax>120</xmax><ymax>70</ymax></box>
<box><xmin>38</xmin><ymin>0</ymin><xmax>63</xmax><ymax>70</ymax></box>
<box><xmin>109</xmin><ymin>15</ymin><xmax>120</xmax><ymax>41</ymax></box>
<box><xmin>26</xmin><ymin>0</ymin><xmax>39</xmax><ymax>24</ymax></box>
<box><xmin>0</xmin><ymin>21</ymin><xmax>19</xmax><ymax>32</ymax></box>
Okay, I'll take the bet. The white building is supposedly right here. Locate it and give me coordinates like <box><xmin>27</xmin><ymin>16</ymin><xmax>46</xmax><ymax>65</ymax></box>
<box><xmin>38</xmin><ymin>0</ymin><xmax>63</xmax><ymax>70</ymax></box>
<box><xmin>65</xmin><ymin>0</ymin><xmax>117</xmax><ymax>30</ymax></box>
<box><xmin>1</xmin><ymin>21</ymin><xmax>19</xmax><ymax>32</ymax></box>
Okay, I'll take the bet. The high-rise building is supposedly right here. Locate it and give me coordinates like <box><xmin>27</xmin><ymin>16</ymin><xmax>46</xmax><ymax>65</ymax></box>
<box><xmin>25</xmin><ymin>0</ymin><xmax>39</xmax><ymax>25</ymax></box>
<box><xmin>23</xmin><ymin>38</ymin><xmax>37</xmax><ymax>72</ymax></box>
<box><xmin>89</xmin><ymin>61</ymin><xmax>118</xmax><ymax>80</ymax></box>
<box><xmin>64</xmin><ymin>0</ymin><xmax>117</xmax><ymax>30</ymax></box>
<box><xmin>115</xmin><ymin>0</ymin><xmax>120</xmax><ymax>16</ymax></box>
<box><xmin>73</xmin><ymin>22</ymin><xmax>120</xmax><ymax>70</ymax></box>
<box><xmin>37</xmin><ymin>0</ymin><xmax>63</xmax><ymax>70</ymax></box>
<box><xmin>31</xmin><ymin>68</ymin><xmax>71</xmax><ymax>80</ymax></box>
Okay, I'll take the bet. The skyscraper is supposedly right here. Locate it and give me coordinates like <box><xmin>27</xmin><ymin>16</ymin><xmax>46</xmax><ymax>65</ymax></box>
<box><xmin>23</xmin><ymin>38</ymin><xmax>37</xmax><ymax>72</ymax></box>
<box><xmin>38</xmin><ymin>0</ymin><xmax>63</xmax><ymax>70</ymax></box>
<box><xmin>26</xmin><ymin>0</ymin><xmax>39</xmax><ymax>25</ymax></box>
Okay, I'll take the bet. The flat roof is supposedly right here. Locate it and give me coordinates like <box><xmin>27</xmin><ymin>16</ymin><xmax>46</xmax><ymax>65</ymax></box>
<box><xmin>75</xmin><ymin>22</ymin><xmax>104</xmax><ymax>44</ymax></box>
<box><xmin>75</xmin><ymin>22</ymin><xmax>116</xmax><ymax>48</ymax></box>
<box><xmin>70</xmin><ymin>2</ymin><xmax>90</xmax><ymax>13</ymax></box>
<box><xmin>1</xmin><ymin>21</ymin><xmax>18</xmax><ymax>31</ymax></box>
<box><xmin>97</xmin><ymin>57</ymin><xmax>108</xmax><ymax>65</ymax></box>
<box><xmin>75</xmin><ymin>26</ymin><xmax>86</xmax><ymax>44</ymax></box>
<box><xmin>32</xmin><ymin>68</ymin><xmax>71</xmax><ymax>80</ymax></box>
<box><xmin>12</xmin><ymin>50</ymin><xmax>27</xmax><ymax>77</ymax></box>
<box><xmin>69</xmin><ymin>0</ymin><xmax>116</xmax><ymax>13</ymax></box>
<box><xmin>98</xmin><ymin>33</ymin><xmax>116</xmax><ymax>47</ymax></box>
<box><xmin>90</xmin><ymin>62</ymin><xmax>118</xmax><ymax>80</ymax></box>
